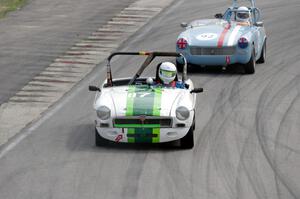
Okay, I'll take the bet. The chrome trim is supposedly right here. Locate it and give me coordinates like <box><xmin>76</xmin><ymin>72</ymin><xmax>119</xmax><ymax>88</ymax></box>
<box><xmin>113</xmin><ymin>116</ymin><xmax>173</xmax><ymax>128</ymax></box>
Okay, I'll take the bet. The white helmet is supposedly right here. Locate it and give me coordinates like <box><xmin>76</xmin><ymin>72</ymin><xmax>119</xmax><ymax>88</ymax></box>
<box><xmin>159</xmin><ymin>62</ymin><xmax>177</xmax><ymax>84</ymax></box>
<box><xmin>236</xmin><ymin>6</ymin><xmax>250</xmax><ymax>22</ymax></box>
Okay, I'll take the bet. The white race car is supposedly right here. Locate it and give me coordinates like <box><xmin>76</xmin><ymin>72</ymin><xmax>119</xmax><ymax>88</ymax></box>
<box><xmin>89</xmin><ymin>52</ymin><xmax>203</xmax><ymax>149</ymax></box>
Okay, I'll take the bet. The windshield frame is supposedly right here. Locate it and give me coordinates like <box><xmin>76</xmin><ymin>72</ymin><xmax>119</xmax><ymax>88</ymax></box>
<box><xmin>105</xmin><ymin>52</ymin><xmax>188</xmax><ymax>87</ymax></box>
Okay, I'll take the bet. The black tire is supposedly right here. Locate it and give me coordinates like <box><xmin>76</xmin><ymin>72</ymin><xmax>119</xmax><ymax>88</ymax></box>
<box><xmin>192</xmin><ymin>116</ymin><xmax>196</xmax><ymax>131</ymax></box>
<box><xmin>257</xmin><ymin>40</ymin><xmax>266</xmax><ymax>64</ymax></box>
<box><xmin>95</xmin><ymin>128</ymin><xmax>105</xmax><ymax>147</ymax></box>
<box><xmin>176</xmin><ymin>59</ymin><xmax>184</xmax><ymax>72</ymax></box>
<box><xmin>180</xmin><ymin>127</ymin><xmax>194</xmax><ymax>149</ymax></box>
<box><xmin>244</xmin><ymin>47</ymin><xmax>256</xmax><ymax>74</ymax></box>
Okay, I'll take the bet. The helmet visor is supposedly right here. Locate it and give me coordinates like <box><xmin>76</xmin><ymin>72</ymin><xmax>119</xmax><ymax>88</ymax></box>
<box><xmin>237</xmin><ymin>12</ymin><xmax>249</xmax><ymax>19</ymax></box>
<box><xmin>160</xmin><ymin>69</ymin><xmax>176</xmax><ymax>78</ymax></box>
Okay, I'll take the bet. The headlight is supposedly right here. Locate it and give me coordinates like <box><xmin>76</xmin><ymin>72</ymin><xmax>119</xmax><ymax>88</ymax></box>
<box><xmin>96</xmin><ymin>106</ymin><xmax>111</xmax><ymax>120</ymax></box>
<box><xmin>177</xmin><ymin>38</ymin><xmax>188</xmax><ymax>50</ymax></box>
<box><xmin>238</xmin><ymin>37</ymin><xmax>249</xmax><ymax>49</ymax></box>
<box><xmin>176</xmin><ymin>106</ymin><xmax>190</xmax><ymax>121</ymax></box>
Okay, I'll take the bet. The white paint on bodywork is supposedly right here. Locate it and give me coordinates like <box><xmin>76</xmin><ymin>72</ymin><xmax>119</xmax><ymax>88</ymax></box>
<box><xmin>228</xmin><ymin>25</ymin><xmax>242</xmax><ymax>46</ymax></box>
<box><xmin>97</xmin><ymin>126</ymin><xmax>191</xmax><ymax>143</ymax></box>
<box><xmin>95</xmin><ymin>84</ymin><xmax>195</xmax><ymax>118</ymax></box>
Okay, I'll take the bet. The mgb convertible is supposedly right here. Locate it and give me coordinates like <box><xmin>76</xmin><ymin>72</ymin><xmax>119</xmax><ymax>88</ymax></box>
<box><xmin>89</xmin><ymin>52</ymin><xmax>203</xmax><ymax>149</ymax></box>
<box><xmin>176</xmin><ymin>0</ymin><xmax>267</xmax><ymax>74</ymax></box>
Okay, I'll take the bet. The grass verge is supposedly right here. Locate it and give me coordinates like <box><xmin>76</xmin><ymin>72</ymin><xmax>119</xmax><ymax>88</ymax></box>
<box><xmin>0</xmin><ymin>0</ymin><xmax>27</xmax><ymax>18</ymax></box>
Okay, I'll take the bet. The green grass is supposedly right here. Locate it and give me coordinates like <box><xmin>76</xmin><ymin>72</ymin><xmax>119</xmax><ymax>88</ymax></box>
<box><xmin>0</xmin><ymin>0</ymin><xmax>27</xmax><ymax>18</ymax></box>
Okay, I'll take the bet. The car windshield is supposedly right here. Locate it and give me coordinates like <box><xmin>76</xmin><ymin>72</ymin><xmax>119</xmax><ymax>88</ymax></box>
<box><xmin>225</xmin><ymin>9</ymin><xmax>252</xmax><ymax>22</ymax></box>
<box><xmin>105</xmin><ymin>52</ymin><xmax>188</xmax><ymax>88</ymax></box>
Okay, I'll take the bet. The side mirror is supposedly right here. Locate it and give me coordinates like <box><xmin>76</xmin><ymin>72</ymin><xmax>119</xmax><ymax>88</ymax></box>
<box><xmin>89</xmin><ymin>85</ymin><xmax>101</xmax><ymax>92</ymax></box>
<box><xmin>190</xmin><ymin>88</ymin><xmax>203</xmax><ymax>94</ymax></box>
<box><xmin>255</xmin><ymin>21</ymin><xmax>264</xmax><ymax>27</ymax></box>
<box><xmin>180</xmin><ymin>22</ymin><xmax>188</xmax><ymax>28</ymax></box>
<box><xmin>215</xmin><ymin>13</ymin><xmax>223</xmax><ymax>19</ymax></box>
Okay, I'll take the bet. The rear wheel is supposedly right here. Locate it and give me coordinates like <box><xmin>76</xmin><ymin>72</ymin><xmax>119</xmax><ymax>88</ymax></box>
<box><xmin>180</xmin><ymin>126</ymin><xmax>194</xmax><ymax>149</ymax></box>
<box><xmin>257</xmin><ymin>40</ymin><xmax>266</xmax><ymax>64</ymax></box>
<box><xmin>244</xmin><ymin>47</ymin><xmax>256</xmax><ymax>74</ymax></box>
<box><xmin>95</xmin><ymin>128</ymin><xmax>106</xmax><ymax>147</ymax></box>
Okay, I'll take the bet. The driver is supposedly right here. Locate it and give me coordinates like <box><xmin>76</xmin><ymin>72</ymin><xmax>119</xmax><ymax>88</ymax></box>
<box><xmin>157</xmin><ymin>62</ymin><xmax>184</xmax><ymax>88</ymax></box>
<box><xmin>236</xmin><ymin>6</ymin><xmax>251</xmax><ymax>25</ymax></box>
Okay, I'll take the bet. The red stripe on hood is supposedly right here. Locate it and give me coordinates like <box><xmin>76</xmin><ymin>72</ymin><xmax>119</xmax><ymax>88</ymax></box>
<box><xmin>217</xmin><ymin>24</ymin><xmax>231</xmax><ymax>48</ymax></box>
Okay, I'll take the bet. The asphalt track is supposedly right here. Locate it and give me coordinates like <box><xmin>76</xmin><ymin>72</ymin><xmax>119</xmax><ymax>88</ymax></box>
<box><xmin>0</xmin><ymin>0</ymin><xmax>300</xmax><ymax>198</ymax></box>
<box><xmin>0</xmin><ymin>0</ymin><xmax>134</xmax><ymax>104</ymax></box>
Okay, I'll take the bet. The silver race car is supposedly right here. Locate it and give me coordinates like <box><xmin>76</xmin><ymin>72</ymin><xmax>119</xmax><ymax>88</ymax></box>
<box><xmin>176</xmin><ymin>0</ymin><xmax>267</xmax><ymax>74</ymax></box>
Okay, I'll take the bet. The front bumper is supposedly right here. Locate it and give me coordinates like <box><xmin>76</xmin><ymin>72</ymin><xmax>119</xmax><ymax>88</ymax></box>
<box><xmin>177</xmin><ymin>46</ymin><xmax>251</xmax><ymax>66</ymax></box>
<box><xmin>95</xmin><ymin>110</ymin><xmax>195</xmax><ymax>144</ymax></box>
<box><xmin>96</xmin><ymin>126</ymin><xmax>190</xmax><ymax>143</ymax></box>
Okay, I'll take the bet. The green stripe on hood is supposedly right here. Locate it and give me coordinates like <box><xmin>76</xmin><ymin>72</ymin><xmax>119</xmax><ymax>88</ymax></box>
<box><xmin>132</xmin><ymin>85</ymin><xmax>155</xmax><ymax>115</ymax></box>
<box><xmin>125</xmin><ymin>85</ymin><xmax>162</xmax><ymax>143</ymax></box>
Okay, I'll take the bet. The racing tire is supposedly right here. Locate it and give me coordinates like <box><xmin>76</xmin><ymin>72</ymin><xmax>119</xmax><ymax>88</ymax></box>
<box><xmin>192</xmin><ymin>116</ymin><xmax>196</xmax><ymax>131</ymax></box>
<box><xmin>257</xmin><ymin>40</ymin><xmax>266</xmax><ymax>64</ymax></box>
<box><xmin>180</xmin><ymin>127</ymin><xmax>194</xmax><ymax>149</ymax></box>
<box><xmin>95</xmin><ymin>128</ymin><xmax>106</xmax><ymax>147</ymax></box>
<box><xmin>244</xmin><ymin>47</ymin><xmax>256</xmax><ymax>74</ymax></box>
<box><xmin>176</xmin><ymin>60</ymin><xmax>184</xmax><ymax>72</ymax></box>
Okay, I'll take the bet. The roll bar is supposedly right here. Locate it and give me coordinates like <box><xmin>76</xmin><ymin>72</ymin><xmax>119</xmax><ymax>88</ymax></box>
<box><xmin>106</xmin><ymin>51</ymin><xmax>187</xmax><ymax>87</ymax></box>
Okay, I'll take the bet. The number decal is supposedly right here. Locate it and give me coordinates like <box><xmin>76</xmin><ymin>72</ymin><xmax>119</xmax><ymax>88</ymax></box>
<box><xmin>196</xmin><ymin>33</ymin><xmax>218</xmax><ymax>41</ymax></box>
<box><xmin>128</xmin><ymin>93</ymin><xmax>136</xmax><ymax>98</ymax></box>
<box><xmin>128</xmin><ymin>92</ymin><xmax>152</xmax><ymax>99</ymax></box>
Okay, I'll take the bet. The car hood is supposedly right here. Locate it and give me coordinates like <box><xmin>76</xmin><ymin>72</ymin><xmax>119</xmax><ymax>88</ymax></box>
<box><xmin>179</xmin><ymin>19</ymin><xmax>250</xmax><ymax>47</ymax></box>
<box><xmin>99</xmin><ymin>85</ymin><xmax>187</xmax><ymax>117</ymax></box>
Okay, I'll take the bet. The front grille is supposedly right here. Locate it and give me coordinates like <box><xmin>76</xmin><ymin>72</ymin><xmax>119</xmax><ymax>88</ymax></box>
<box><xmin>113</xmin><ymin>117</ymin><xmax>172</xmax><ymax>128</ymax></box>
<box><xmin>127</xmin><ymin>134</ymin><xmax>158</xmax><ymax>138</ymax></box>
<box><xmin>190</xmin><ymin>46</ymin><xmax>236</xmax><ymax>55</ymax></box>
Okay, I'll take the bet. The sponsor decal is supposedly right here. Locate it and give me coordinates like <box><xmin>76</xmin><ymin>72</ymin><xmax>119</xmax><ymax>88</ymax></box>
<box><xmin>115</xmin><ymin>134</ymin><xmax>123</xmax><ymax>142</ymax></box>
<box><xmin>226</xmin><ymin>56</ymin><xmax>231</xmax><ymax>65</ymax></box>
<box><xmin>196</xmin><ymin>33</ymin><xmax>218</xmax><ymax>41</ymax></box>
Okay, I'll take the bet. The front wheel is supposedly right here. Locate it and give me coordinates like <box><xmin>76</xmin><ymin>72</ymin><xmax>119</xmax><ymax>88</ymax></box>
<box><xmin>244</xmin><ymin>47</ymin><xmax>256</xmax><ymax>74</ymax></box>
<box><xmin>180</xmin><ymin>127</ymin><xmax>194</xmax><ymax>149</ymax></box>
<box><xmin>95</xmin><ymin>128</ymin><xmax>106</xmax><ymax>147</ymax></box>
